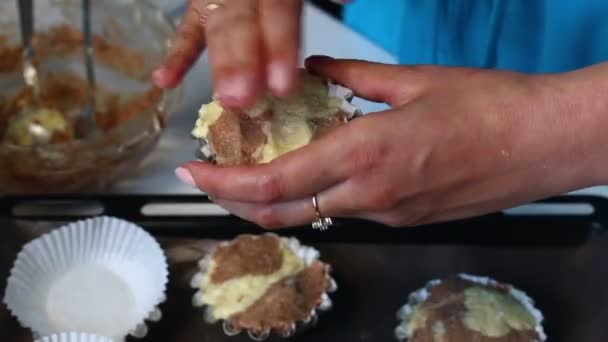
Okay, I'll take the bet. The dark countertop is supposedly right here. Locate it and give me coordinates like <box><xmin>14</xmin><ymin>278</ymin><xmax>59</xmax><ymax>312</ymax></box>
<box><xmin>2</xmin><ymin>214</ymin><xmax>608</xmax><ymax>342</ymax></box>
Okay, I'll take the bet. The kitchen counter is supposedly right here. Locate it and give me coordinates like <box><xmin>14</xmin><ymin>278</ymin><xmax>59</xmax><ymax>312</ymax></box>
<box><xmin>3</xmin><ymin>206</ymin><xmax>608</xmax><ymax>342</ymax></box>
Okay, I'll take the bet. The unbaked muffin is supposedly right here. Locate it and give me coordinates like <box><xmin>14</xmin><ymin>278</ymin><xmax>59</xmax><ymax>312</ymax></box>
<box><xmin>191</xmin><ymin>234</ymin><xmax>336</xmax><ymax>340</ymax></box>
<box><xmin>191</xmin><ymin>70</ymin><xmax>360</xmax><ymax>165</ymax></box>
<box><xmin>395</xmin><ymin>274</ymin><xmax>546</xmax><ymax>342</ymax></box>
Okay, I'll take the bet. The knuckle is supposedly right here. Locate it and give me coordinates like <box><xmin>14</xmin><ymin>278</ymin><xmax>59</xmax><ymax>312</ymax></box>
<box><xmin>206</xmin><ymin>3</ymin><xmax>256</xmax><ymax>30</ymax></box>
<box><xmin>230</xmin><ymin>8</ymin><xmax>257</xmax><ymax>25</ymax></box>
<box><xmin>169</xmin><ymin>28</ymin><xmax>204</xmax><ymax>61</ymax></box>
<box><xmin>349</xmin><ymin>139</ymin><xmax>385</xmax><ymax>173</ymax></box>
<box><xmin>366</xmin><ymin>185</ymin><xmax>399</xmax><ymax>212</ymax></box>
<box><xmin>190</xmin><ymin>0</ymin><xmax>215</xmax><ymax>26</ymax></box>
<box><xmin>205</xmin><ymin>14</ymin><xmax>224</xmax><ymax>36</ymax></box>
<box><xmin>200</xmin><ymin>183</ymin><xmax>219</xmax><ymax>197</ymax></box>
<box><xmin>265</xmin><ymin>0</ymin><xmax>301</xmax><ymax>14</ymax></box>
<box><xmin>391</xmin><ymin>66</ymin><xmax>434</xmax><ymax>103</ymax></box>
<box><xmin>410</xmin><ymin>143</ymin><xmax>434</xmax><ymax>176</ymax></box>
<box><xmin>256</xmin><ymin>173</ymin><xmax>286</xmax><ymax>202</ymax></box>
<box><xmin>254</xmin><ymin>206</ymin><xmax>281</xmax><ymax>229</ymax></box>
<box><xmin>168</xmin><ymin>44</ymin><xmax>196</xmax><ymax>69</ymax></box>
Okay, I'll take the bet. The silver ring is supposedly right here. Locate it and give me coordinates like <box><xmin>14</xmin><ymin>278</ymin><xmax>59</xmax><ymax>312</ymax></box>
<box><xmin>312</xmin><ymin>194</ymin><xmax>333</xmax><ymax>231</ymax></box>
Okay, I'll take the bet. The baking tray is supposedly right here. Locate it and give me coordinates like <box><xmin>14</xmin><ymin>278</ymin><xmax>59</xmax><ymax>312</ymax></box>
<box><xmin>1</xmin><ymin>194</ymin><xmax>608</xmax><ymax>342</ymax></box>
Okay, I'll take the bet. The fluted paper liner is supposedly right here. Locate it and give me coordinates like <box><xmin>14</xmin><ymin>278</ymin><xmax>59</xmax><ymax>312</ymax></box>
<box><xmin>35</xmin><ymin>332</ymin><xmax>114</xmax><ymax>342</ymax></box>
<box><xmin>3</xmin><ymin>216</ymin><xmax>169</xmax><ymax>342</ymax></box>
<box><xmin>191</xmin><ymin>234</ymin><xmax>337</xmax><ymax>341</ymax></box>
<box><xmin>195</xmin><ymin>80</ymin><xmax>362</xmax><ymax>162</ymax></box>
<box><xmin>394</xmin><ymin>273</ymin><xmax>547</xmax><ymax>341</ymax></box>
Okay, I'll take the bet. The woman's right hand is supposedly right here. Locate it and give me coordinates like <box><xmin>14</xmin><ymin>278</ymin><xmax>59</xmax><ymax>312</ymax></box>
<box><xmin>153</xmin><ymin>0</ymin><xmax>304</xmax><ymax>108</ymax></box>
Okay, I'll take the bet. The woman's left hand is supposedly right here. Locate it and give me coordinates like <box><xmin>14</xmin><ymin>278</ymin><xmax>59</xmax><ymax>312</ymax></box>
<box><xmin>175</xmin><ymin>56</ymin><xmax>608</xmax><ymax>228</ymax></box>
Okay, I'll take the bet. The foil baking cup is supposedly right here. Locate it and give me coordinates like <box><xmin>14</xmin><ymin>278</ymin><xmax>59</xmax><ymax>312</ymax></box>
<box><xmin>190</xmin><ymin>234</ymin><xmax>337</xmax><ymax>341</ymax></box>
<box><xmin>195</xmin><ymin>81</ymin><xmax>362</xmax><ymax>162</ymax></box>
<box><xmin>35</xmin><ymin>332</ymin><xmax>114</xmax><ymax>342</ymax></box>
<box><xmin>394</xmin><ymin>273</ymin><xmax>547</xmax><ymax>342</ymax></box>
<box><xmin>3</xmin><ymin>216</ymin><xmax>169</xmax><ymax>342</ymax></box>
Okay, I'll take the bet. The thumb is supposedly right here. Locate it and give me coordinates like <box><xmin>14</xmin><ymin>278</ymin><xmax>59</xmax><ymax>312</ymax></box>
<box><xmin>305</xmin><ymin>56</ymin><xmax>428</xmax><ymax>106</ymax></box>
<box><xmin>154</xmin><ymin>1</ymin><xmax>210</xmax><ymax>89</ymax></box>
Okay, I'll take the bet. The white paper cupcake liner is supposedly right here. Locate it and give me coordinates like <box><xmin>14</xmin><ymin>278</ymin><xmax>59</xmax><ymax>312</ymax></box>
<box><xmin>190</xmin><ymin>234</ymin><xmax>337</xmax><ymax>341</ymax></box>
<box><xmin>35</xmin><ymin>332</ymin><xmax>114</xmax><ymax>342</ymax></box>
<box><xmin>3</xmin><ymin>216</ymin><xmax>169</xmax><ymax>342</ymax></box>
<box><xmin>195</xmin><ymin>79</ymin><xmax>362</xmax><ymax>162</ymax></box>
<box><xmin>394</xmin><ymin>273</ymin><xmax>546</xmax><ymax>342</ymax></box>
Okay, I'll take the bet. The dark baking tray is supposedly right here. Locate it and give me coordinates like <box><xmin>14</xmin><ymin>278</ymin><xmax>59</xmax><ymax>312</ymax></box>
<box><xmin>1</xmin><ymin>194</ymin><xmax>608</xmax><ymax>342</ymax></box>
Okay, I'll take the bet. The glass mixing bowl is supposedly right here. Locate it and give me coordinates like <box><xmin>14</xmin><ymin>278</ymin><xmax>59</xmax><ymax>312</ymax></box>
<box><xmin>0</xmin><ymin>0</ymin><xmax>179</xmax><ymax>194</ymax></box>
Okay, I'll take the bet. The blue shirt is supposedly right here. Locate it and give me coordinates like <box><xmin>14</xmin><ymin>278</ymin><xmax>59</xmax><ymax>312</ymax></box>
<box><xmin>343</xmin><ymin>0</ymin><xmax>608</xmax><ymax>73</ymax></box>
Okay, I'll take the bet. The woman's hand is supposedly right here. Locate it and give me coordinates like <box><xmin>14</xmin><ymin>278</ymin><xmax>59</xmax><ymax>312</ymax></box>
<box><xmin>153</xmin><ymin>0</ymin><xmax>303</xmax><ymax>108</ymax></box>
<box><xmin>175</xmin><ymin>56</ymin><xmax>608</xmax><ymax>228</ymax></box>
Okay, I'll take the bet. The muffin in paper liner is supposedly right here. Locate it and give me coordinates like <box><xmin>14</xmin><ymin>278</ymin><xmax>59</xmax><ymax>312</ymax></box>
<box><xmin>394</xmin><ymin>273</ymin><xmax>547</xmax><ymax>342</ymax></box>
<box><xmin>190</xmin><ymin>233</ymin><xmax>337</xmax><ymax>341</ymax></box>
<box><xmin>35</xmin><ymin>332</ymin><xmax>114</xmax><ymax>342</ymax></box>
<box><xmin>192</xmin><ymin>69</ymin><xmax>363</xmax><ymax>165</ymax></box>
<box><xmin>3</xmin><ymin>216</ymin><xmax>169</xmax><ymax>342</ymax></box>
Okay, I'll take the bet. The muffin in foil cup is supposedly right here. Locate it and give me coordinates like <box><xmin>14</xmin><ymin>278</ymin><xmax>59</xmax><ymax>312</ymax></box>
<box><xmin>395</xmin><ymin>274</ymin><xmax>546</xmax><ymax>342</ymax></box>
<box><xmin>190</xmin><ymin>233</ymin><xmax>337</xmax><ymax>340</ymax></box>
<box><xmin>35</xmin><ymin>332</ymin><xmax>114</xmax><ymax>342</ymax></box>
<box><xmin>3</xmin><ymin>217</ymin><xmax>169</xmax><ymax>342</ymax></box>
<box><xmin>192</xmin><ymin>71</ymin><xmax>363</xmax><ymax>164</ymax></box>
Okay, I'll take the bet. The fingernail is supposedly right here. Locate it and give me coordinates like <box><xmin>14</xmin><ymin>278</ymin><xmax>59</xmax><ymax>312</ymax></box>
<box><xmin>175</xmin><ymin>167</ymin><xmax>196</xmax><ymax>187</ymax></box>
<box><xmin>153</xmin><ymin>68</ymin><xmax>168</xmax><ymax>88</ymax></box>
<box><xmin>216</xmin><ymin>73</ymin><xmax>253</xmax><ymax>105</ymax></box>
<box><xmin>306</xmin><ymin>55</ymin><xmax>333</xmax><ymax>63</ymax></box>
<box><xmin>307</xmin><ymin>55</ymin><xmax>333</xmax><ymax>60</ymax></box>
<box><xmin>305</xmin><ymin>55</ymin><xmax>333</xmax><ymax>68</ymax></box>
<box><xmin>268</xmin><ymin>63</ymin><xmax>292</xmax><ymax>95</ymax></box>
